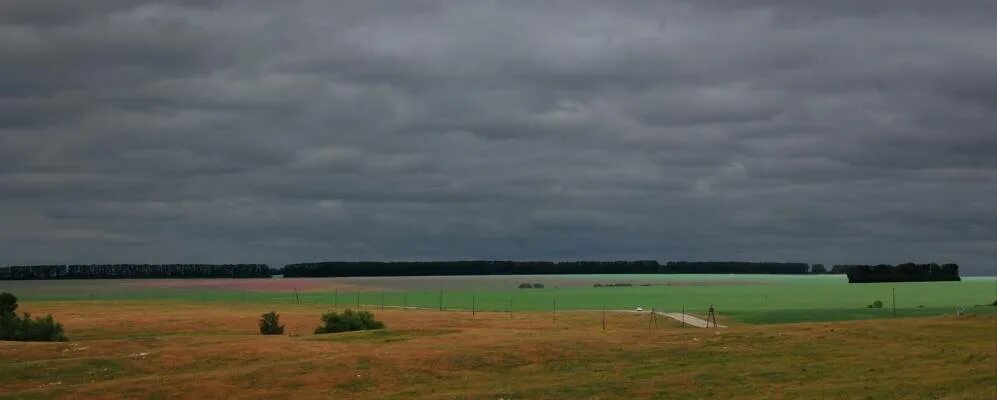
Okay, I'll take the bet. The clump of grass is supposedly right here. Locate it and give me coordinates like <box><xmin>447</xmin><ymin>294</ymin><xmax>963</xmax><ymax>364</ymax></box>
<box><xmin>867</xmin><ymin>300</ymin><xmax>884</xmax><ymax>309</ymax></box>
<box><xmin>314</xmin><ymin>310</ymin><xmax>385</xmax><ymax>334</ymax></box>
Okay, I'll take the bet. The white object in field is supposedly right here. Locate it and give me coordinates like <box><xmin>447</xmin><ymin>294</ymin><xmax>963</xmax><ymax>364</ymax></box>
<box><xmin>635</xmin><ymin>306</ymin><xmax>644</xmax><ymax>311</ymax></box>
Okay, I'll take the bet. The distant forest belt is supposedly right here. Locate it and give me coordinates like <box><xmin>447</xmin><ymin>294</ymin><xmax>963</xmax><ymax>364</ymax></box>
<box><xmin>281</xmin><ymin>261</ymin><xmax>818</xmax><ymax>277</ymax></box>
<box><xmin>1</xmin><ymin>261</ymin><xmax>962</xmax><ymax>281</ymax></box>
<box><xmin>844</xmin><ymin>263</ymin><xmax>961</xmax><ymax>283</ymax></box>
<box><xmin>0</xmin><ymin>264</ymin><xmax>271</xmax><ymax>280</ymax></box>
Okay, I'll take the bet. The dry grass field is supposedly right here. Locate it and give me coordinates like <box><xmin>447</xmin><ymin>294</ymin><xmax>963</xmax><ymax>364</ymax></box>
<box><xmin>1</xmin><ymin>301</ymin><xmax>994</xmax><ymax>399</ymax></box>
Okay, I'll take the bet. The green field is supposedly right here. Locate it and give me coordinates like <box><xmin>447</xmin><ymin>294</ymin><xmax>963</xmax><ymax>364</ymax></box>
<box><xmin>2</xmin><ymin>275</ymin><xmax>996</xmax><ymax>399</ymax></box>
<box><xmin>3</xmin><ymin>274</ymin><xmax>995</xmax><ymax>324</ymax></box>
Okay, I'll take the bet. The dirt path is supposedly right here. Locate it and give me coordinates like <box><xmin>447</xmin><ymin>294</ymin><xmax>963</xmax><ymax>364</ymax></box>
<box><xmin>659</xmin><ymin>312</ymin><xmax>726</xmax><ymax>328</ymax></box>
<box><xmin>609</xmin><ymin>309</ymin><xmax>726</xmax><ymax>328</ymax></box>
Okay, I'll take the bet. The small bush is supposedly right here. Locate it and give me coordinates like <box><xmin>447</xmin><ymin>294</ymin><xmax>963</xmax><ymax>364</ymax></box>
<box><xmin>870</xmin><ymin>300</ymin><xmax>884</xmax><ymax>309</ymax></box>
<box><xmin>259</xmin><ymin>311</ymin><xmax>284</xmax><ymax>335</ymax></box>
<box><xmin>0</xmin><ymin>293</ymin><xmax>66</xmax><ymax>342</ymax></box>
<box><xmin>0</xmin><ymin>292</ymin><xmax>16</xmax><ymax>314</ymax></box>
<box><xmin>593</xmin><ymin>283</ymin><xmax>602</xmax><ymax>287</ymax></box>
<box><xmin>991</xmin><ymin>299</ymin><xmax>996</xmax><ymax>306</ymax></box>
<box><xmin>314</xmin><ymin>309</ymin><xmax>385</xmax><ymax>334</ymax></box>
<box><xmin>517</xmin><ymin>283</ymin><xmax>533</xmax><ymax>289</ymax></box>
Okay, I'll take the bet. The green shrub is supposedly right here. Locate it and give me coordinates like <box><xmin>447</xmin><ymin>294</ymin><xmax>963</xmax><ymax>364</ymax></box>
<box><xmin>259</xmin><ymin>311</ymin><xmax>284</xmax><ymax>335</ymax></box>
<box><xmin>869</xmin><ymin>300</ymin><xmax>884</xmax><ymax>309</ymax></box>
<box><xmin>0</xmin><ymin>292</ymin><xmax>16</xmax><ymax>314</ymax></box>
<box><xmin>0</xmin><ymin>293</ymin><xmax>66</xmax><ymax>342</ymax></box>
<box><xmin>314</xmin><ymin>309</ymin><xmax>385</xmax><ymax>334</ymax></box>
<box><xmin>517</xmin><ymin>283</ymin><xmax>533</xmax><ymax>289</ymax></box>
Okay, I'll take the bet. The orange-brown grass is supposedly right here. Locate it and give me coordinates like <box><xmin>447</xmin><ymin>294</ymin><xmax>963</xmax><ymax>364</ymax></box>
<box><xmin>1</xmin><ymin>301</ymin><xmax>993</xmax><ymax>399</ymax></box>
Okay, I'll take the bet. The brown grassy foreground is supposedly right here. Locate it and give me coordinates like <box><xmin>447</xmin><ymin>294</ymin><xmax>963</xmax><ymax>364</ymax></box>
<box><xmin>1</xmin><ymin>301</ymin><xmax>994</xmax><ymax>399</ymax></box>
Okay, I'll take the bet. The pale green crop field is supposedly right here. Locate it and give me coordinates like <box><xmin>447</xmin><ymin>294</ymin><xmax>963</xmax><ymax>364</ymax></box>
<box><xmin>3</xmin><ymin>274</ymin><xmax>995</xmax><ymax>324</ymax></box>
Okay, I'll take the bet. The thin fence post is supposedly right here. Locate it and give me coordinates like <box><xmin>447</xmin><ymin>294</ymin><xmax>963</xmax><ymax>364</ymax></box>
<box><xmin>892</xmin><ymin>287</ymin><xmax>896</xmax><ymax>316</ymax></box>
<box><xmin>381</xmin><ymin>291</ymin><xmax>385</xmax><ymax>311</ymax></box>
<box><xmin>439</xmin><ymin>290</ymin><xmax>443</xmax><ymax>311</ymax></box>
<box><xmin>356</xmin><ymin>293</ymin><xmax>360</xmax><ymax>309</ymax></box>
<box><xmin>334</xmin><ymin>290</ymin><xmax>338</xmax><ymax>310</ymax></box>
<box><xmin>403</xmin><ymin>293</ymin><xmax>407</xmax><ymax>310</ymax></box>
<box><xmin>602</xmin><ymin>304</ymin><xmax>606</xmax><ymax>331</ymax></box>
<box><xmin>553</xmin><ymin>296</ymin><xmax>557</xmax><ymax>324</ymax></box>
<box><xmin>682</xmin><ymin>304</ymin><xmax>686</xmax><ymax>328</ymax></box>
<box><xmin>472</xmin><ymin>294</ymin><xmax>476</xmax><ymax>318</ymax></box>
<box><xmin>509</xmin><ymin>296</ymin><xmax>513</xmax><ymax>319</ymax></box>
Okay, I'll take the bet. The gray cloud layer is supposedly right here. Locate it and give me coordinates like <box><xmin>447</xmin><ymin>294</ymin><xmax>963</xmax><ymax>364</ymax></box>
<box><xmin>2</xmin><ymin>1</ymin><xmax>995</xmax><ymax>274</ymax></box>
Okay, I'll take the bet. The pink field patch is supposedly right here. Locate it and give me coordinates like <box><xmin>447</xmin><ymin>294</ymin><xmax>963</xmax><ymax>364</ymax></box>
<box><xmin>129</xmin><ymin>278</ymin><xmax>384</xmax><ymax>293</ymax></box>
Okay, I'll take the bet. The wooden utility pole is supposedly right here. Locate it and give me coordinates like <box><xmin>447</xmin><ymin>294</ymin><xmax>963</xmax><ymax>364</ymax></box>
<box><xmin>472</xmin><ymin>294</ymin><xmax>476</xmax><ymax>318</ymax></box>
<box><xmin>892</xmin><ymin>287</ymin><xmax>896</xmax><ymax>316</ymax></box>
<box><xmin>439</xmin><ymin>290</ymin><xmax>443</xmax><ymax>311</ymax></box>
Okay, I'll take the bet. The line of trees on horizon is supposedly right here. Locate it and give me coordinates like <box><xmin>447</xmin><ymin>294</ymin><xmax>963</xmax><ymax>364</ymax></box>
<box><xmin>662</xmin><ymin>261</ymin><xmax>811</xmax><ymax>274</ymax></box>
<box><xmin>844</xmin><ymin>263</ymin><xmax>960</xmax><ymax>283</ymax></box>
<box><xmin>282</xmin><ymin>260</ymin><xmax>663</xmax><ymax>277</ymax></box>
<box><xmin>0</xmin><ymin>261</ymin><xmax>962</xmax><ymax>281</ymax></box>
<box><xmin>0</xmin><ymin>264</ymin><xmax>270</xmax><ymax>280</ymax></box>
<box><xmin>281</xmin><ymin>260</ymin><xmax>827</xmax><ymax>277</ymax></box>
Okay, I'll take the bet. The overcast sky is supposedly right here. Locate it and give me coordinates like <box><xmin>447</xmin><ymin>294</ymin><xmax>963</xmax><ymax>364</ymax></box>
<box><xmin>1</xmin><ymin>1</ymin><xmax>995</xmax><ymax>274</ymax></box>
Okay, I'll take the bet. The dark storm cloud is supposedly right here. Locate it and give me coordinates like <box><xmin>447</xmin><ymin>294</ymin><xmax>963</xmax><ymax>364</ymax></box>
<box><xmin>1</xmin><ymin>1</ymin><xmax>995</xmax><ymax>274</ymax></box>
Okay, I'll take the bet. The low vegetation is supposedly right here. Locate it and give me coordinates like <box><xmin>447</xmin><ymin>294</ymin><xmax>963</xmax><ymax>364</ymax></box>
<box><xmin>259</xmin><ymin>311</ymin><xmax>284</xmax><ymax>335</ymax></box>
<box><xmin>0</xmin><ymin>302</ymin><xmax>994</xmax><ymax>399</ymax></box>
<box><xmin>518</xmin><ymin>283</ymin><xmax>545</xmax><ymax>289</ymax></box>
<box><xmin>868</xmin><ymin>300</ymin><xmax>884</xmax><ymax>309</ymax></box>
<box><xmin>0</xmin><ymin>292</ymin><xmax>66</xmax><ymax>342</ymax></box>
<box><xmin>314</xmin><ymin>309</ymin><xmax>385</xmax><ymax>334</ymax></box>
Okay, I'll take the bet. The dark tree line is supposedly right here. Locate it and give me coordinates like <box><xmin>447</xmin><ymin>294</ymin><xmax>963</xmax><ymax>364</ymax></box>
<box><xmin>829</xmin><ymin>265</ymin><xmax>850</xmax><ymax>274</ymax></box>
<box><xmin>283</xmin><ymin>260</ymin><xmax>663</xmax><ymax>277</ymax></box>
<box><xmin>661</xmin><ymin>261</ymin><xmax>812</xmax><ymax>274</ymax></box>
<box><xmin>282</xmin><ymin>260</ymin><xmax>825</xmax><ymax>277</ymax></box>
<box><xmin>0</xmin><ymin>264</ymin><xmax>270</xmax><ymax>280</ymax></box>
<box><xmin>0</xmin><ymin>261</ymin><xmax>963</xmax><ymax>280</ymax></box>
<box><xmin>843</xmin><ymin>263</ymin><xmax>960</xmax><ymax>283</ymax></box>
